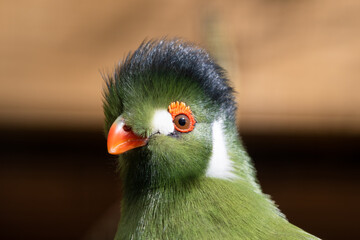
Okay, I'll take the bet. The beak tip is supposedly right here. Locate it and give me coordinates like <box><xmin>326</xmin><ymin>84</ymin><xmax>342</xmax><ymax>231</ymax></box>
<box><xmin>107</xmin><ymin>144</ymin><xmax>119</xmax><ymax>155</ymax></box>
<box><xmin>107</xmin><ymin>118</ymin><xmax>148</xmax><ymax>155</ymax></box>
<box><xmin>108</xmin><ymin>148</ymin><xmax>115</xmax><ymax>155</ymax></box>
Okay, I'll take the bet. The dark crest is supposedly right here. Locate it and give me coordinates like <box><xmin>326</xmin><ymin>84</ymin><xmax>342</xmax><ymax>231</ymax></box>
<box><xmin>104</xmin><ymin>38</ymin><xmax>236</xmax><ymax>121</ymax></box>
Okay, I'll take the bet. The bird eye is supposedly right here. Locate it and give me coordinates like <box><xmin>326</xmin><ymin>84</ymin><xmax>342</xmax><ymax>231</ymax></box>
<box><xmin>174</xmin><ymin>114</ymin><xmax>190</xmax><ymax>130</ymax></box>
<box><xmin>168</xmin><ymin>101</ymin><xmax>196</xmax><ymax>133</ymax></box>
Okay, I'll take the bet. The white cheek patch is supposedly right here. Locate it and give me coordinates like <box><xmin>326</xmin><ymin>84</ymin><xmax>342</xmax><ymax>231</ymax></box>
<box><xmin>151</xmin><ymin>110</ymin><xmax>174</xmax><ymax>135</ymax></box>
<box><xmin>206</xmin><ymin>120</ymin><xmax>237</xmax><ymax>180</ymax></box>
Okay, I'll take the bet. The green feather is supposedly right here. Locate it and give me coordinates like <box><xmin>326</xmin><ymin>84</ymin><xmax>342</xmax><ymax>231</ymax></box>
<box><xmin>117</xmin><ymin>178</ymin><xmax>317</xmax><ymax>239</ymax></box>
<box><xmin>103</xmin><ymin>39</ymin><xmax>320</xmax><ymax>240</ymax></box>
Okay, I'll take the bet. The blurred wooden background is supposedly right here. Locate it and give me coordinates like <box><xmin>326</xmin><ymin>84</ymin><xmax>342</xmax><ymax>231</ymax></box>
<box><xmin>1</xmin><ymin>0</ymin><xmax>359</xmax><ymax>239</ymax></box>
<box><xmin>1</xmin><ymin>0</ymin><xmax>359</xmax><ymax>133</ymax></box>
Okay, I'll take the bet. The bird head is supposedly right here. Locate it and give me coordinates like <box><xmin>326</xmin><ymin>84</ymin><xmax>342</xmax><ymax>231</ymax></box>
<box><xmin>103</xmin><ymin>39</ymin><xmax>236</xmax><ymax>189</ymax></box>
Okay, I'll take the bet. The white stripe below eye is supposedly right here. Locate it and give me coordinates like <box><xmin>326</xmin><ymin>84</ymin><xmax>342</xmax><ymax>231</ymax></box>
<box><xmin>206</xmin><ymin>120</ymin><xmax>237</xmax><ymax>180</ymax></box>
<box><xmin>151</xmin><ymin>110</ymin><xmax>174</xmax><ymax>135</ymax></box>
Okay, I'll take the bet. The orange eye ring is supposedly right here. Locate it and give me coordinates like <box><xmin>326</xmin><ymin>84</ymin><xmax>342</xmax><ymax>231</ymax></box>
<box><xmin>168</xmin><ymin>101</ymin><xmax>196</xmax><ymax>133</ymax></box>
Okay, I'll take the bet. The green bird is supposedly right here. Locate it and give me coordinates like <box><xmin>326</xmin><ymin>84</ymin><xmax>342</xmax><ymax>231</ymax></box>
<box><xmin>103</xmin><ymin>39</ymin><xmax>319</xmax><ymax>240</ymax></box>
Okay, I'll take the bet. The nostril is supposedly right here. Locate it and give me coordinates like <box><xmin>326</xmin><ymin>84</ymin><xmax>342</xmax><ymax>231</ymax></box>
<box><xmin>123</xmin><ymin>125</ymin><xmax>132</xmax><ymax>132</ymax></box>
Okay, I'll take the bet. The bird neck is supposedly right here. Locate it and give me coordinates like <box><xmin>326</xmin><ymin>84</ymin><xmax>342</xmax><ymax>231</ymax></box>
<box><xmin>121</xmin><ymin>118</ymin><xmax>262</xmax><ymax>200</ymax></box>
<box><xmin>205</xmin><ymin>118</ymin><xmax>261</xmax><ymax>192</ymax></box>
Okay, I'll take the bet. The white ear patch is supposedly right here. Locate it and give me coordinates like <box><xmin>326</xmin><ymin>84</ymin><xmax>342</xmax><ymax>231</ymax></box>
<box><xmin>151</xmin><ymin>110</ymin><xmax>174</xmax><ymax>135</ymax></box>
<box><xmin>206</xmin><ymin>120</ymin><xmax>237</xmax><ymax>180</ymax></box>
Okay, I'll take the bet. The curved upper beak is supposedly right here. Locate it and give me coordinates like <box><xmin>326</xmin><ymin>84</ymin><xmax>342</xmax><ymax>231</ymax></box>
<box><xmin>107</xmin><ymin>117</ymin><xmax>148</xmax><ymax>155</ymax></box>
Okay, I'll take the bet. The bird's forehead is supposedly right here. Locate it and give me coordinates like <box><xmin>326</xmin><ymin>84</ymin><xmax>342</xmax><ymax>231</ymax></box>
<box><xmin>117</xmin><ymin>74</ymin><xmax>218</xmax><ymax>132</ymax></box>
<box><xmin>123</xmin><ymin>75</ymin><xmax>203</xmax><ymax>110</ymax></box>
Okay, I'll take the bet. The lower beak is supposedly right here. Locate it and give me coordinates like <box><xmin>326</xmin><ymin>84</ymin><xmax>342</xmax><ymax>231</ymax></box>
<box><xmin>107</xmin><ymin>118</ymin><xmax>148</xmax><ymax>155</ymax></box>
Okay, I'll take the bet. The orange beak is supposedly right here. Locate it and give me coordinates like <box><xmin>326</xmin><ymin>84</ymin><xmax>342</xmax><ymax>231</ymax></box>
<box><xmin>107</xmin><ymin>118</ymin><xmax>148</xmax><ymax>155</ymax></box>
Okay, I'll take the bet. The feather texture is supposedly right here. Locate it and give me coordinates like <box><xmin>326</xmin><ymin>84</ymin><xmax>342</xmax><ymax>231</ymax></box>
<box><xmin>103</xmin><ymin>39</ymin><xmax>320</xmax><ymax>240</ymax></box>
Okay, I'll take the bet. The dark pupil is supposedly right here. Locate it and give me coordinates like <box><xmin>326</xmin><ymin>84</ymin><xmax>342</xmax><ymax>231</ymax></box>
<box><xmin>178</xmin><ymin>117</ymin><xmax>186</xmax><ymax>126</ymax></box>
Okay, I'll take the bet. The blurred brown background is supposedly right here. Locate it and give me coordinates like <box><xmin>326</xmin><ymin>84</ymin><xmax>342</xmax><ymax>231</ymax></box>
<box><xmin>1</xmin><ymin>0</ymin><xmax>359</xmax><ymax>239</ymax></box>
